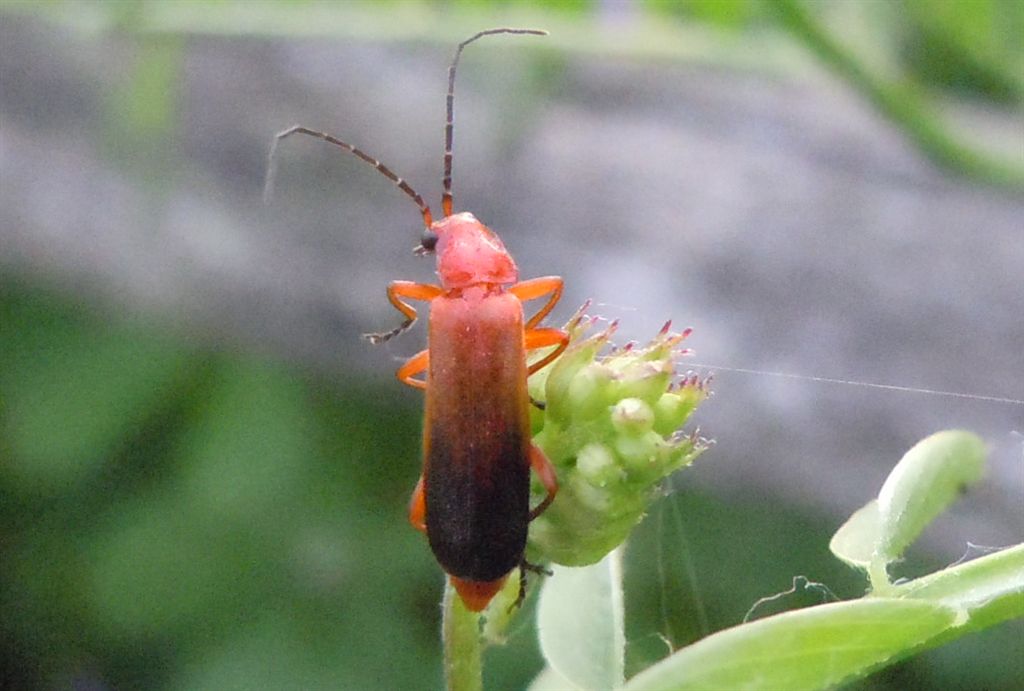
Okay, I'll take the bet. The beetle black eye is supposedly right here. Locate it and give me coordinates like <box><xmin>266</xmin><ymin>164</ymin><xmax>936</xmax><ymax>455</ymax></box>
<box><xmin>419</xmin><ymin>230</ymin><xmax>438</xmax><ymax>253</ymax></box>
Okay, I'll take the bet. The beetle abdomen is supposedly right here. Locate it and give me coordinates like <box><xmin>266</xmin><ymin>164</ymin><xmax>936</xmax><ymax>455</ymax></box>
<box><xmin>426</xmin><ymin>429</ymin><xmax>529</xmax><ymax>580</ymax></box>
<box><xmin>424</xmin><ymin>289</ymin><xmax>531</xmax><ymax>581</ymax></box>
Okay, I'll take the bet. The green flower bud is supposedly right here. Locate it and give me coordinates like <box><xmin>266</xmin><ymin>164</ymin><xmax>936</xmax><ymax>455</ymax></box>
<box><xmin>576</xmin><ymin>443</ymin><xmax>623</xmax><ymax>487</ymax></box>
<box><xmin>527</xmin><ymin>310</ymin><xmax>710</xmax><ymax>567</ymax></box>
<box><xmin>652</xmin><ymin>374</ymin><xmax>706</xmax><ymax>434</ymax></box>
<box><xmin>611</xmin><ymin>398</ymin><xmax>655</xmax><ymax>435</ymax></box>
<box><xmin>615</xmin><ymin>431</ymin><xmax>664</xmax><ymax>478</ymax></box>
<box><xmin>567</xmin><ymin>364</ymin><xmax>616</xmax><ymax>421</ymax></box>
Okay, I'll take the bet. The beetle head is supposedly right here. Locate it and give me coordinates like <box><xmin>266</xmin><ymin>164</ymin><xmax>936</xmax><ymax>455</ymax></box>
<box><xmin>418</xmin><ymin>212</ymin><xmax>519</xmax><ymax>290</ymax></box>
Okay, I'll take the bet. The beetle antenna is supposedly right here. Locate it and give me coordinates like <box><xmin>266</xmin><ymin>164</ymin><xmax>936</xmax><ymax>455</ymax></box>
<box><xmin>441</xmin><ymin>27</ymin><xmax>547</xmax><ymax>218</ymax></box>
<box><xmin>265</xmin><ymin>125</ymin><xmax>434</xmax><ymax>228</ymax></box>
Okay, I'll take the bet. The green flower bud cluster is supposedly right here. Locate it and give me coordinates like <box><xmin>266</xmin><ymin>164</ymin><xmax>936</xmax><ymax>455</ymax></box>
<box><xmin>527</xmin><ymin>305</ymin><xmax>710</xmax><ymax>567</ymax></box>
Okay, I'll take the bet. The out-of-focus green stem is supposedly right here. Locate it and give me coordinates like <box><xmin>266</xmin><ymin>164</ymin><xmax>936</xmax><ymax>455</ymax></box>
<box><xmin>442</xmin><ymin>581</ymin><xmax>482</xmax><ymax>691</ymax></box>
<box><xmin>771</xmin><ymin>0</ymin><xmax>1024</xmax><ymax>191</ymax></box>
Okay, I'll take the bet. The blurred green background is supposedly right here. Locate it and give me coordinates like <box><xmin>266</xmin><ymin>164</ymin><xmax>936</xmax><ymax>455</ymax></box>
<box><xmin>1</xmin><ymin>1</ymin><xmax>1022</xmax><ymax>689</ymax></box>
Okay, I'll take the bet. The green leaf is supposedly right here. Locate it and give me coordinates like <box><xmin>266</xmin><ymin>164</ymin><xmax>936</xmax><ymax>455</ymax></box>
<box><xmin>625</xmin><ymin>432</ymin><xmax>1014</xmax><ymax>691</ymax></box>
<box><xmin>828</xmin><ymin>498</ymin><xmax>881</xmax><ymax>569</ymax></box>
<box><xmin>538</xmin><ymin>548</ymin><xmax>626</xmax><ymax>691</ymax></box>
<box><xmin>874</xmin><ymin>430</ymin><xmax>985</xmax><ymax>565</ymax></box>
<box><xmin>622</xmin><ymin>599</ymin><xmax>957</xmax><ymax>691</ymax></box>
<box><xmin>892</xmin><ymin>543</ymin><xmax>1024</xmax><ymax>633</ymax></box>
<box><xmin>829</xmin><ymin>430</ymin><xmax>986</xmax><ymax>589</ymax></box>
<box><xmin>528</xmin><ymin>666</ymin><xmax>584</xmax><ymax>691</ymax></box>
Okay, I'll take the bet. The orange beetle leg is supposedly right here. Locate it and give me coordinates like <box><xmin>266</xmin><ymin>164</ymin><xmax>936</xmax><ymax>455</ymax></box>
<box><xmin>528</xmin><ymin>443</ymin><xmax>558</xmax><ymax>520</ymax></box>
<box><xmin>364</xmin><ymin>281</ymin><xmax>444</xmax><ymax>344</ymax></box>
<box><xmin>408</xmin><ymin>475</ymin><xmax>427</xmax><ymax>532</ymax></box>
<box><xmin>524</xmin><ymin>326</ymin><xmax>569</xmax><ymax>375</ymax></box>
<box><xmin>396</xmin><ymin>349</ymin><xmax>429</xmax><ymax>390</ymax></box>
<box><xmin>510</xmin><ymin>276</ymin><xmax>564</xmax><ymax>330</ymax></box>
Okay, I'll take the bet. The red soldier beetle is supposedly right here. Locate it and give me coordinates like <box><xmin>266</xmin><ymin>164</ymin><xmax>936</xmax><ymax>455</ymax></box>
<box><xmin>266</xmin><ymin>28</ymin><xmax>568</xmax><ymax>611</ymax></box>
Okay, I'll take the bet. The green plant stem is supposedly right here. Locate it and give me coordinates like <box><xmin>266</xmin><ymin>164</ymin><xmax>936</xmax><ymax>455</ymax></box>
<box><xmin>442</xmin><ymin>582</ymin><xmax>482</xmax><ymax>691</ymax></box>
<box><xmin>771</xmin><ymin>0</ymin><xmax>1024</xmax><ymax>190</ymax></box>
